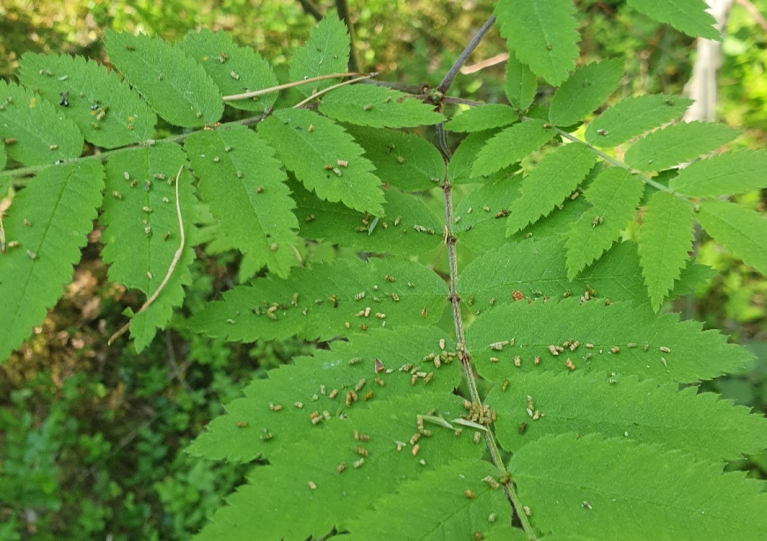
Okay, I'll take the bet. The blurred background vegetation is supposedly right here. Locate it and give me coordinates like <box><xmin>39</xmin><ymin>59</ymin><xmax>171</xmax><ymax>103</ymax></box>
<box><xmin>0</xmin><ymin>0</ymin><xmax>766</xmax><ymax>539</ymax></box>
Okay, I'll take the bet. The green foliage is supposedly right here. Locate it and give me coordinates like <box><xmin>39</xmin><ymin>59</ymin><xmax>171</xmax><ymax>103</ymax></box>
<box><xmin>1</xmin><ymin>2</ymin><xmax>766</xmax><ymax>539</ymax></box>
<box><xmin>626</xmin><ymin>0</ymin><xmax>721</xmax><ymax>40</ymax></box>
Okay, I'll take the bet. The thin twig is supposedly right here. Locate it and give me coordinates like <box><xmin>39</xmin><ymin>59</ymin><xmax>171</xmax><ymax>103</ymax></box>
<box><xmin>437</xmin><ymin>15</ymin><xmax>497</xmax><ymax>94</ymax></box>
<box><xmin>295</xmin><ymin>0</ymin><xmax>323</xmax><ymax>21</ymax></box>
<box><xmin>292</xmin><ymin>72</ymin><xmax>378</xmax><ymax>108</ymax></box>
<box><xmin>460</xmin><ymin>52</ymin><xmax>509</xmax><ymax>74</ymax></box>
<box><xmin>108</xmin><ymin>165</ymin><xmax>186</xmax><ymax>346</ymax></box>
<box><xmin>223</xmin><ymin>72</ymin><xmax>365</xmax><ymax>102</ymax></box>
<box><xmin>336</xmin><ymin>0</ymin><xmax>362</xmax><ymax>72</ymax></box>
<box><xmin>735</xmin><ymin>0</ymin><xmax>767</xmax><ymax>33</ymax></box>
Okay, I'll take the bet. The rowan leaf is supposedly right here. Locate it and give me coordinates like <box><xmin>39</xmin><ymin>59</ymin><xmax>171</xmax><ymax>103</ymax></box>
<box><xmin>490</xmin><ymin>371</ymin><xmax>767</xmax><ymax>462</ymax></box>
<box><xmin>187</xmin><ymin>257</ymin><xmax>448</xmax><ymax>342</ymax></box>
<box><xmin>0</xmin><ymin>161</ymin><xmax>103</xmax><ymax>361</ymax></box>
<box><xmin>444</xmin><ymin>104</ymin><xmax>518</xmax><ymax>133</ymax></box>
<box><xmin>104</xmin><ymin>30</ymin><xmax>223</xmax><ymax>127</ymax></box>
<box><xmin>18</xmin><ymin>52</ymin><xmax>156</xmax><ymax>148</ymax></box>
<box><xmin>638</xmin><ymin>191</ymin><xmax>694</xmax><ymax>311</ymax></box>
<box><xmin>669</xmin><ymin>150</ymin><xmax>767</xmax><ymax>197</ymax></box>
<box><xmin>319</xmin><ymin>85</ymin><xmax>444</xmax><ymax>128</ymax></box>
<box><xmin>495</xmin><ymin>0</ymin><xmax>580</xmax><ymax>85</ymax></box>
<box><xmin>184</xmin><ymin>125</ymin><xmax>299</xmax><ymax>278</ymax></box>
<box><xmin>448</xmin><ymin>129</ymin><xmax>510</xmax><ymax>185</ymax></box>
<box><xmin>0</xmin><ymin>80</ymin><xmax>83</xmax><ymax>166</ymax></box>
<box><xmin>626</xmin><ymin>0</ymin><xmax>720</xmax><ymax>40</ymax></box>
<box><xmin>289</xmin><ymin>14</ymin><xmax>350</xmax><ymax>97</ymax></box>
<box><xmin>471</xmin><ymin>119</ymin><xmax>555</xmax><ymax>178</ymax></box>
<box><xmin>466</xmin><ymin>299</ymin><xmax>752</xmax><ymax>383</ymax></box>
<box><xmin>696</xmin><ymin>200</ymin><xmax>767</xmax><ymax>275</ymax></box>
<box><xmin>585</xmin><ymin>95</ymin><xmax>692</xmax><ymax>147</ymax></box>
<box><xmin>100</xmin><ymin>143</ymin><xmax>196</xmax><ymax>351</ymax></box>
<box><xmin>509</xmin><ymin>434</ymin><xmax>767</xmax><ymax>540</ymax></box>
<box><xmin>506</xmin><ymin>144</ymin><xmax>597</xmax><ymax>235</ymax></box>
<box><xmin>258</xmin><ymin>108</ymin><xmax>384</xmax><ymax>215</ymax></box>
<box><xmin>177</xmin><ymin>29</ymin><xmax>279</xmax><ymax>112</ymax></box>
<box><xmin>505</xmin><ymin>52</ymin><xmax>537</xmax><ymax>111</ymax></box>
<box><xmin>345</xmin><ymin>126</ymin><xmax>445</xmax><ymax>192</ymax></box>
<box><xmin>549</xmin><ymin>59</ymin><xmax>624</xmax><ymax>127</ymax></box>
<box><xmin>565</xmin><ymin>168</ymin><xmax>644</xmax><ymax>279</ymax></box>
<box><xmin>624</xmin><ymin>121</ymin><xmax>741</xmax><ymax>172</ymax></box>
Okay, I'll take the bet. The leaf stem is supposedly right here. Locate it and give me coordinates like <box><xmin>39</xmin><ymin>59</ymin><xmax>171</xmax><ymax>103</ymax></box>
<box><xmin>292</xmin><ymin>72</ymin><xmax>378</xmax><ymax>109</ymax></box>
<box><xmin>437</xmin><ymin>15</ymin><xmax>496</xmax><ymax>95</ymax></box>
<box><xmin>223</xmin><ymin>72</ymin><xmax>365</xmax><ymax>102</ymax></box>
<box><xmin>108</xmin><ymin>165</ymin><xmax>186</xmax><ymax>346</ymax></box>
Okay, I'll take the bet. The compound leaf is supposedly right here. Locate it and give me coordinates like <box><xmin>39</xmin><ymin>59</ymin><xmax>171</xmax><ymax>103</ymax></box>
<box><xmin>626</xmin><ymin>0</ymin><xmax>720</xmax><ymax>40</ymax></box>
<box><xmin>0</xmin><ymin>161</ymin><xmax>103</xmax><ymax>361</ymax></box>
<box><xmin>100</xmin><ymin>143</ymin><xmax>196</xmax><ymax>351</ymax></box>
<box><xmin>585</xmin><ymin>95</ymin><xmax>692</xmax><ymax>147</ymax></box>
<box><xmin>638</xmin><ymin>191</ymin><xmax>694</xmax><ymax>311</ymax></box>
<box><xmin>0</xmin><ymin>80</ymin><xmax>83</xmax><ymax>166</ymax></box>
<box><xmin>104</xmin><ymin>30</ymin><xmax>223</xmax><ymax>127</ymax></box>
<box><xmin>549</xmin><ymin>59</ymin><xmax>624</xmax><ymax>127</ymax></box>
<box><xmin>292</xmin><ymin>181</ymin><xmax>443</xmax><ymax>257</ymax></box>
<box><xmin>289</xmin><ymin>14</ymin><xmax>350</xmax><ymax>97</ymax></box>
<box><xmin>346</xmin><ymin>126</ymin><xmax>445</xmax><ymax>192</ymax></box>
<box><xmin>258</xmin><ymin>108</ymin><xmax>384</xmax><ymax>215</ymax></box>
<box><xmin>471</xmin><ymin>119</ymin><xmax>555</xmax><ymax>178</ymax></box>
<box><xmin>178</xmin><ymin>29</ymin><xmax>279</xmax><ymax>112</ymax></box>
<box><xmin>466</xmin><ymin>299</ymin><xmax>752</xmax><ymax>383</ymax></box>
<box><xmin>18</xmin><ymin>52</ymin><xmax>156</xmax><ymax>148</ymax></box>
<box><xmin>565</xmin><ymin>168</ymin><xmax>644</xmax><ymax>279</ymax></box>
<box><xmin>184</xmin><ymin>125</ymin><xmax>299</xmax><ymax>278</ymax></box>
<box><xmin>624</xmin><ymin>122</ymin><xmax>741</xmax><ymax>172</ymax></box>
<box><xmin>490</xmin><ymin>371</ymin><xmax>767</xmax><ymax>463</ymax></box>
<box><xmin>319</xmin><ymin>85</ymin><xmax>444</xmax><ymax>128</ymax></box>
<box><xmin>506</xmin><ymin>143</ymin><xmax>597</xmax><ymax>235</ymax></box>
<box><xmin>495</xmin><ymin>0</ymin><xmax>580</xmax><ymax>86</ymax></box>
<box><xmin>444</xmin><ymin>104</ymin><xmax>518</xmax><ymax>133</ymax></box>
<box><xmin>696</xmin><ymin>200</ymin><xmax>767</xmax><ymax>275</ymax></box>
<box><xmin>670</xmin><ymin>150</ymin><xmax>767</xmax><ymax>197</ymax></box>
<box><xmin>188</xmin><ymin>257</ymin><xmax>448</xmax><ymax>342</ymax></box>
<box><xmin>509</xmin><ymin>434</ymin><xmax>767</xmax><ymax>540</ymax></box>
<box><xmin>505</xmin><ymin>52</ymin><xmax>537</xmax><ymax>111</ymax></box>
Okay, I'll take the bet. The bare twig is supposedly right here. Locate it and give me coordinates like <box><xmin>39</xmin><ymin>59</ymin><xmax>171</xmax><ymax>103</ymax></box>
<box><xmin>437</xmin><ymin>15</ymin><xmax>497</xmax><ymax>94</ymax></box>
<box><xmin>292</xmin><ymin>72</ymin><xmax>378</xmax><ymax>108</ymax></box>
<box><xmin>735</xmin><ymin>0</ymin><xmax>767</xmax><ymax>32</ymax></box>
<box><xmin>296</xmin><ymin>0</ymin><xmax>323</xmax><ymax>21</ymax></box>
<box><xmin>460</xmin><ymin>52</ymin><xmax>509</xmax><ymax>74</ymax></box>
<box><xmin>223</xmin><ymin>72</ymin><xmax>365</xmax><ymax>102</ymax></box>
<box><xmin>336</xmin><ymin>0</ymin><xmax>362</xmax><ymax>72</ymax></box>
<box><xmin>108</xmin><ymin>165</ymin><xmax>186</xmax><ymax>346</ymax></box>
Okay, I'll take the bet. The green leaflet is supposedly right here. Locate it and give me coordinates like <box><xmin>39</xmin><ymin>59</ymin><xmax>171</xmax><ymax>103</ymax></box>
<box><xmin>506</xmin><ymin>144</ymin><xmax>597</xmax><ymax>235</ymax></box>
<box><xmin>0</xmin><ymin>143</ymin><xmax>5</xmax><ymax>171</ymax></box>
<box><xmin>670</xmin><ymin>149</ymin><xmax>767</xmax><ymax>197</ymax></box>
<box><xmin>344</xmin><ymin>461</ymin><xmax>512</xmax><ymax>540</ymax></box>
<box><xmin>444</xmin><ymin>104</ymin><xmax>518</xmax><ymax>133</ymax></box>
<box><xmin>104</xmin><ymin>30</ymin><xmax>223</xmax><ymax>127</ymax></box>
<box><xmin>187</xmin><ymin>257</ymin><xmax>449</xmax><ymax>342</ymax></box>
<box><xmin>549</xmin><ymin>59</ymin><xmax>624</xmax><ymax>127</ymax></box>
<box><xmin>585</xmin><ymin>94</ymin><xmax>692</xmax><ymax>147</ymax></box>
<box><xmin>471</xmin><ymin>119</ymin><xmax>555</xmax><ymax>178</ymax></box>
<box><xmin>100</xmin><ymin>143</ymin><xmax>196</xmax><ymax>352</ymax></box>
<box><xmin>454</xmin><ymin>176</ymin><xmax>520</xmax><ymax>254</ymax></box>
<box><xmin>0</xmin><ymin>80</ymin><xmax>83</xmax><ymax>166</ymax></box>
<box><xmin>189</xmin><ymin>326</ymin><xmax>461</xmax><ymax>462</ymax></box>
<box><xmin>489</xmin><ymin>371</ymin><xmax>767</xmax><ymax>462</ymax></box>
<box><xmin>258</xmin><ymin>108</ymin><xmax>385</xmax><ymax>215</ymax></box>
<box><xmin>184</xmin><ymin>125</ymin><xmax>299</xmax><ymax>278</ymax></box>
<box><xmin>466</xmin><ymin>299</ymin><xmax>752</xmax><ymax>383</ymax></box>
<box><xmin>509</xmin><ymin>434</ymin><xmax>767</xmax><ymax>540</ymax></box>
<box><xmin>626</xmin><ymin>0</ymin><xmax>720</xmax><ymax>40</ymax></box>
<box><xmin>638</xmin><ymin>191</ymin><xmax>694</xmax><ymax>311</ymax></box>
<box><xmin>319</xmin><ymin>85</ymin><xmax>444</xmax><ymax>128</ymax></box>
<box><xmin>494</xmin><ymin>0</ymin><xmax>580</xmax><ymax>86</ymax></box>
<box><xmin>624</xmin><ymin>121</ymin><xmax>741</xmax><ymax>172</ymax></box>
<box><xmin>565</xmin><ymin>168</ymin><xmax>644</xmax><ymax>280</ymax></box>
<box><xmin>177</xmin><ymin>29</ymin><xmax>279</xmax><ymax>112</ymax></box>
<box><xmin>696</xmin><ymin>200</ymin><xmax>767</xmax><ymax>275</ymax></box>
<box><xmin>346</xmin><ymin>126</ymin><xmax>445</xmax><ymax>191</ymax></box>
<box><xmin>449</xmin><ymin>129</ymin><xmax>505</xmax><ymax>185</ymax></box>
<box><xmin>505</xmin><ymin>52</ymin><xmax>537</xmax><ymax>111</ymax></box>
<box><xmin>291</xmin><ymin>180</ymin><xmax>443</xmax><ymax>257</ymax></box>
<box><xmin>289</xmin><ymin>14</ymin><xmax>350</xmax><ymax>97</ymax></box>
<box><xmin>193</xmin><ymin>393</ymin><xmax>485</xmax><ymax>541</ymax></box>
<box><xmin>18</xmin><ymin>53</ymin><xmax>156</xmax><ymax>148</ymax></box>
<box><xmin>0</xmin><ymin>161</ymin><xmax>103</xmax><ymax>361</ymax></box>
